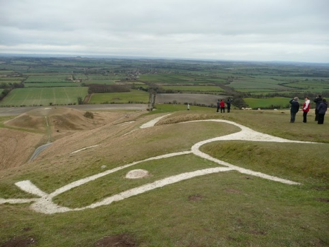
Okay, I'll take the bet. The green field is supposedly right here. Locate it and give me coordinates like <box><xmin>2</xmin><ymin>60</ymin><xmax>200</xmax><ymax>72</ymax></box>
<box><xmin>0</xmin><ymin>70</ymin><xmax>13</xmax><ymax>74</ymax></box>
<box><xmin>0</xmin><ymin>87</ymin><xmax>88</xmax><ymax>106</ymax></box>
<box><xmin>0</xmin><ymin>72</ymin><xmax>25</xmax><ymax>84</ymax></box>
<box><xmin>283</xmin><ymin>80</ymin><xmax>329</xmax><ymax>91</ymax></box>
<box><xmin>25</xmin><ymin>74</ymin><xmax>70</xmax><ymax>83</ymax></box>
<box><xmin>234</xmin><ymin>77</ymin><xmax>329</xmax><ymax>97</ymax></box>
<box><xmin>244</xmin><ymin>97</ymin><xmax>292</xmax><ymax>109</ymax></box>
<box><xmin>162</xmin><ymin>85</ymin><xmax>223</xmax><ymax>92</ymax></box>
<box><xmin>86</xmin><ymin>74</ymin><xmax>126</xmax><ymax>82</ymax></box>
<box><xmin>229</xmin><ymin>77</ymin><xmax>289</xmax><ymax>92</ymax></box>
<box><xmin>0</xmin><ymin>80</ymin><xmax>24</xmax><ymax>84</ymax></box>
<box><xmin>24</xmin><ymin>82</ymin><xmax>79</xmax><ymax>87</ymax></box>
<box><xmin>82</xmin><ymin>80</ymin><xmax>116</xmax><ymax>85</ymax></box>
<box><xmin>140</xmin><ymin>74</ymin><xmax>204</xmax><ymax>84</ymax></box>
<box><xmin>139</xmin><ymin>74</ymin><xmax>227</xmax><ymax>85</ymax></box>
<box><xmin>89</xmin><ymin>90</ymin><xmax>149</xmax><ymax>104</ymax></box>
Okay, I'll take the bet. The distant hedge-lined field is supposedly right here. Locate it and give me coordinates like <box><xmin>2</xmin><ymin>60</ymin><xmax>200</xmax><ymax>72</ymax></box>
<box><xmin>0</xmin><ymin>87</ymin><xmax>88</xmax><ymax>106</ymax></box>
<box><xmin>89</xmin><ymin>90</ymin><xmax>149</xmax><ymax>104</ymax></box>
<box><xmin>244</xmin><ymin>97</ymin><xmax>291</xmax><ymax>109</ymax></box>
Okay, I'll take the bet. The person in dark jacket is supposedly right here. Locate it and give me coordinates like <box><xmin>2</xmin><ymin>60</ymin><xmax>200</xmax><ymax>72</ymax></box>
<box><xmin>317</xmin><ymin>99</ymin><xmax>327</xmax><ymax>124</ymax></box>
<box><xmin>226</xmin><ymin>98</ymin><xmax>232</xmax><ymax>113</ymax></box>
<box><xmin>314</xmin><ymin>95</ymin><xmax>323</xmax><ymax>121</ymax></box>
<box><xmin>289</xmin><ymin>97</ymin><xmax>299</xmax><ymax>123</ymax></box>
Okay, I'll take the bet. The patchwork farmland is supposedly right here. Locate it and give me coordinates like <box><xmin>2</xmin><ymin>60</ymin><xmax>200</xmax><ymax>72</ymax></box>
<box><xmin>0</xmin><ymin>56</ymin><xmax>329</xmax><ymax>246</ymax></box>
<box><xmin>0</xmin><ymin>56</ymin><xmax>328</xmax><ymax>109</ymax></box>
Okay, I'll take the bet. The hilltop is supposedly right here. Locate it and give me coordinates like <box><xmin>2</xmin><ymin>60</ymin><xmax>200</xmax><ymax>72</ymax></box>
<box><xmin>0</xmin><ymin>106</ymin><xmax>328</xmax><ymax>247</ymax></box>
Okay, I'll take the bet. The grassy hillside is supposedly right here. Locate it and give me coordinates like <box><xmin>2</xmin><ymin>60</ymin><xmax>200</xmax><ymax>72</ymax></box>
<box><xmin>0</xmin><ymin>106</ymin><xmax>328</xmax><ymax>246</ymax></box>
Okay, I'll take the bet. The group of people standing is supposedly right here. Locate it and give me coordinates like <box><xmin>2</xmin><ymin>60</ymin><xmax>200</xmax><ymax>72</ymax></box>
<box><xmin>217</xmin><ymin>98</ymin><xmax>232</xmax><ymax>113</ymax></box>
<box><xmin>290</xmin><ymin>95</ymin><xmax>328</xmax><ymax>124</ymax></box>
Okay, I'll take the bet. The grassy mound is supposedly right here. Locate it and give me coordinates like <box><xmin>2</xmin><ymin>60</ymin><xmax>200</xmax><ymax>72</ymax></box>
<box><xmin>5</xmin><ymin>107</ymin><xmax>101</xmax><ymax>131</ymax></box>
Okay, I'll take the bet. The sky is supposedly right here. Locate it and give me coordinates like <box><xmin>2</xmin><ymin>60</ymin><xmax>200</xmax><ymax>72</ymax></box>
<box><xmin>1</xmin><ymin>0</ymin><xmax>328</xmax><ymax>63</ymax></box>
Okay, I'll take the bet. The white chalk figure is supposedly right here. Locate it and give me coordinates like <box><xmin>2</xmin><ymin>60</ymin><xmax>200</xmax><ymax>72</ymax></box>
<box><xmin>0</xmin><ymin>118</ymin><xmax>316</xmax><ymax>214</ymax></box>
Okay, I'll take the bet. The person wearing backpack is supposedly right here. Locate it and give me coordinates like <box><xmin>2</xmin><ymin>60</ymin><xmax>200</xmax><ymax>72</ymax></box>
<box><xmin>226</xmin><ymin>98</ymin><xmax>232</xmax><ymax>113</ymax></box>
<box><xmin>314</xmin><ymin>95</ymin><xmax>323</xmax><ymax>121</ymax></box>
<box><xmin>289</xmin><ymin>97</ymin><xmax>299</xmax><ymax>123</ymax></box>
<box><xmin>317</xmin><ymin>98</ymin><xmax>328</xmax><ymax>124</ymax></box>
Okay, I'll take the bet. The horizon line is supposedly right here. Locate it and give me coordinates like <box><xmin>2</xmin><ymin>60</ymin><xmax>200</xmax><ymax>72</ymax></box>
<box><xmin>0</xmin><ymin>53</ymin><xmax>328</xmax><ymax>65</ymax></box>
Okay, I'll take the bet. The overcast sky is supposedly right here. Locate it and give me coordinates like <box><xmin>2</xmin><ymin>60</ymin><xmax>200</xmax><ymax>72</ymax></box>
<box><xmin>1</xmin><ymin>0</ymin><xmax>328</xmax><ymax>63</ymax></box>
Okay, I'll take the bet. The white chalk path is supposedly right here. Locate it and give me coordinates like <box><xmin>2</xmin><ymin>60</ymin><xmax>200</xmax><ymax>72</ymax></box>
<box><xmin>70</xmin><ymin>145</ymin><xmax>99</xmax><ymax>154</ymax></box>
<box><xmin>0</xmin><ymin>117</ymin><xmax>317</xmax><ymax>214</ymax></box>
<box><xmin>140</xmin><ymin>113</ymin><xmax>172</xmax><ymax>129</ymax></box>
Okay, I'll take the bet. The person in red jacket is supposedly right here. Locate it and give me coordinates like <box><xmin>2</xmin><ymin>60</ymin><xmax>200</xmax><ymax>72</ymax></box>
<box><xmin>220</xmin><ymin>99</ymin><xmax>225</xmax><ymax>113</ymax></box>
<box><xmin>302</xmin><ymin>97</ymin><xmax>310</xmax><ymax>123</ymax></box>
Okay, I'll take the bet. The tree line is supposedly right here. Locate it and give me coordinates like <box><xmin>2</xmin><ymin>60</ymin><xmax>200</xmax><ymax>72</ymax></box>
<box><xmin>0</xmin><ymin>82</ymin><xmax>24</xmax><ymax>101</ymax></box>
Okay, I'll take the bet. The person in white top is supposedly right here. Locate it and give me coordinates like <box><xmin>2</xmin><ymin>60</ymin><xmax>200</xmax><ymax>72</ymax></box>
<box><xmin>302</xmin><ymin>97</ymin><xmax>311</xmax><ymax>123</ymax></box>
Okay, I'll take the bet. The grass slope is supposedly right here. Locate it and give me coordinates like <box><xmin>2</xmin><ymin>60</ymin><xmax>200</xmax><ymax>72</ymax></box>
<box><xmin>0</xmin><ymin>106</ymin><xmax>328</xmax><ymax>246</ymax></box>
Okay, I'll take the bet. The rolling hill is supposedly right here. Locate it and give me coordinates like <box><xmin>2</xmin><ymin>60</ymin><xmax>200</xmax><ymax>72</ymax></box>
<box><xmin>0</xmin><ymin>106</ymin><xmax>328</xmax><ymax>247</ymax></box>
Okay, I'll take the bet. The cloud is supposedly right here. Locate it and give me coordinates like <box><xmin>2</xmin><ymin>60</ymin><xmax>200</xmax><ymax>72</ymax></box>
<box><xmin>0</xmin><ymin>0</ymin><xmax>328</xmax><ymax>62</ymax></box>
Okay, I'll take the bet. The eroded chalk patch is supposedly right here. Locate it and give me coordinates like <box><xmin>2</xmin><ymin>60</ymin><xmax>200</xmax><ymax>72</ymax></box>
<box><xmin>125</xmin><ymin>169</ymin><xmax>150</xmax><ymax>179</ymax></box>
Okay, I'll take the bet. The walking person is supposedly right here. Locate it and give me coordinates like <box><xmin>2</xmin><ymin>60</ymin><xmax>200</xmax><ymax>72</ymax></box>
<box><xmin>220</xmin><ymin>99</ymin><xmax>225</xmax><ymax>113</ymax></box>
<box><xmin>314</xmin><ymin>95</ymin><xmax>323</xmax><ymax>121</ymax></box>
<box><xmin>317</xmin><ymin>99</ymin><xmax>327</xmax><ymax>124</ymax></box>
<box><xmin>302</xmin><ymin>97</ymin><xmax>310</xmax><ymax>123</ymax></box>
<box><xmin>216</xmin><ymin>99</ymin><xmax>220</xmax><ymax>112</ymax></box>
<box><xmin>226</xmin><ymin>98</ymin><xmax>232</xmax><ymax>113</ymax></box>
<box><xmin>289</xmin><ymin>97</ymin><xmax>299</xmax><ymax>123</ymax></box>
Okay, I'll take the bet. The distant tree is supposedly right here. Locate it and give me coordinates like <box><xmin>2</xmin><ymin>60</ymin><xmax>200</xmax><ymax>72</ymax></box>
<box><xmin>0</xmin><ymin>82</ymin><xmax>8</xmax><ymax>89</ymax></box>
<box><xmin>1</xmin><ymin>89</ymin><xmax>10</xmax><ymax>96</ymax></box>
<box><xmin>84</xmin><ymin>111</ymin><xmax>94</xmax><ymax>119</ymax></box>
<box><xmin>12</xmin><ymin>83</ymin><xmax>24</xmax><ymax>88</ymax></box>
<box><xmin>232</xmin><ymin>96</ymin><xmax>247</xmax><ymax>109</ymax></box>
<box><xmin>77</xmin><ymin>97</ymin><xmax>83</xmax><ymax>105</ymax></box>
